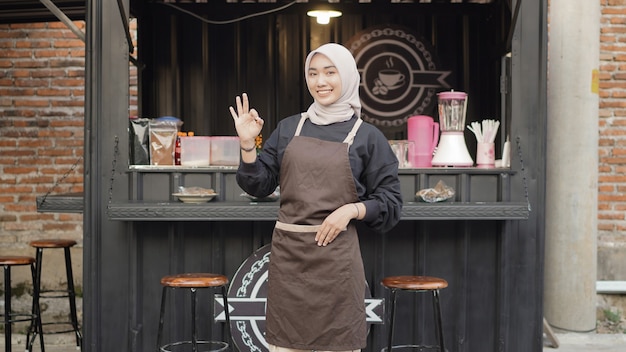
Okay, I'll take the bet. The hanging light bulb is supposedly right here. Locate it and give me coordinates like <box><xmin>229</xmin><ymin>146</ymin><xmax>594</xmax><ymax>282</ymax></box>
<box><xmin>307</xmin><ymin>10</ymin><xmax>342</xmax><ymax>25</ymax></box>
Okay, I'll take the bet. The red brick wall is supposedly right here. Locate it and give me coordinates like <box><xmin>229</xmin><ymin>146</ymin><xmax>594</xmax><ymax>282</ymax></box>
<box><xmin>0</xmin><ymin>20</ymin><xmax>137</xmax><ymax>276</ymax></box>
<box><xmin>599</xmin><ymin>0</ymin><xmax>626</xmax><ymax>247</ymax></box>
<box><xmin>0</xmin><ymin>22</ymin><xmax>85</xmax><ymax>254</ymax></box>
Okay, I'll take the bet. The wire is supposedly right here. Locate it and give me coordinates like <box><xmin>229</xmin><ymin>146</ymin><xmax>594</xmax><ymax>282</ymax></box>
<box><xmin>162</xmin><ymin>1</ymin><xmax>299</xmax><ymax>25</ymax></box>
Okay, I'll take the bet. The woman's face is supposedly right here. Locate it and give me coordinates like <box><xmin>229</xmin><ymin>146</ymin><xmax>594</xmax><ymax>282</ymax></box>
<box><xmin>306</xmin><ymin>53</ymin><xmax>342</xmax><ymax>106</ymax></box>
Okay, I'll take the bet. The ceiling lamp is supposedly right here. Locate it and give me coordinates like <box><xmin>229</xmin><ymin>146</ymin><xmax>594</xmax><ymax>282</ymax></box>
<box><xmin>307</xmin><ymin>10</ymin><xmax>342</xmax><ymax>25</ymax></box>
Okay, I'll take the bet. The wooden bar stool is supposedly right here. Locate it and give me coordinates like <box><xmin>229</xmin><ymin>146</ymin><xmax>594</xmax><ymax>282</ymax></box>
<box><xmin>29</xmin><ymin>239</ymin><xmax>82</xmax><ymax>350</ymax></box>
<box><xmin>156</xmin><ymin>273</ymin><xmax>231</xmax><ymax>352</ymax></box>
<box><xmin>381</xmin><ymin>275</ymin><xmax>448</xmax><ymax>352</ymax></box>
<box><xmin>0</xmin><ymin>256</ymin><xmax>44</xmax><ymax>352</ymax></box>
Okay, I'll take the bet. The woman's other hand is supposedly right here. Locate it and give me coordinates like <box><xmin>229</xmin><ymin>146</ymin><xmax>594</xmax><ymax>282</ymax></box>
<box><xmin>229</xmin><ymin>93</ymin><xmax>264</xmax><ymax>148</ymax></box>
<box><xmin>315</xmin><ymin>203</ymin><xmax>360</xmax><ymax>246</ymax></box>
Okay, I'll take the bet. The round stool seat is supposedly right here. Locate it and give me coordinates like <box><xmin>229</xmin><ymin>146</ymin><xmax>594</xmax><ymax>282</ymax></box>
<box><xmin>382</xmin><ymin>275</ymin><xmax>448</xmax><ymax>352</ymax></box>
<box><xmin>0</xmin><ymin>256</ymin><xmax>36</xmax><ymax>266</ymax></box>
<box><xmin>29</xmin><ymin>239</ymin><xmax>77</xmax><ymax>248</ymax></box>
<box><xmin>382</xmin><ymin>275</ymin><xmax>448</xmax><ymax>291</ymax></box>
<box><xmin>161</xmin><ymin>273</ymin><xmax>229</xmax><ymax>288</ymax></box>
<box><xmin>157</xmin><ymin>273</ymin><xmax>232</xmax><ymax>352</ymax></box>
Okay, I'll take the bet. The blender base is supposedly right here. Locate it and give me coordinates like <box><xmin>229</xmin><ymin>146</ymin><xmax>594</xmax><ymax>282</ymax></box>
<box><xmin>431</xmin><ymin>132</ymin><xmax>474</xmax><ymax>167</ymax></box>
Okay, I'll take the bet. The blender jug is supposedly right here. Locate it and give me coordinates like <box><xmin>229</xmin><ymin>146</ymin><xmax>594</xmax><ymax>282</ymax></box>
<box><xmin>431</xmin><ymin>91</ymin><xmax>474</xmax><ymax>167</ymax></box>
<box><xmin>438</xmin><ymin>91</ymin><xmax>468</xmax><ymax>131</ymax></box>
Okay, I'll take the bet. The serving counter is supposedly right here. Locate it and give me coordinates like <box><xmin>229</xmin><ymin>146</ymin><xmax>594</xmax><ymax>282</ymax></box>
<box><xmin>37</xmin><ymin>165</ymin><xmax>530</xmax><ymax>352</ymax></box>
<box><xmin>37</xmin><ymin>166</ymin><xmax>529</xmax><ymax>220</ymax></box>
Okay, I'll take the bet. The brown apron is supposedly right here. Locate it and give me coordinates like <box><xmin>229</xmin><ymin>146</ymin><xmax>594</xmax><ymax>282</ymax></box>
<box><xmin>265</xmin><ymin>114</ymin><xmax>366</xmax><ymax>351</ymax></box>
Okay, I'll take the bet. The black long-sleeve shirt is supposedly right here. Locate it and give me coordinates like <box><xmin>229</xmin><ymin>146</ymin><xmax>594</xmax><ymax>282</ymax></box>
<box><xmin>236</xmin><ymin>114</ymin><xmax>403</xmax><ymax>233</ymax></box>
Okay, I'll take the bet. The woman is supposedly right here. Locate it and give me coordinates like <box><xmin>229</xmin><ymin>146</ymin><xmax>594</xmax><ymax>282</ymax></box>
<box><xmin>230</xmin><ymin>43</ymin><xmax>402</xmax><ymax>352</ymax></box>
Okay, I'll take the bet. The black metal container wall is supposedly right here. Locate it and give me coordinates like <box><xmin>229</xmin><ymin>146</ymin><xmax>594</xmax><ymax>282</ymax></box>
<box><xmin>83</xmin><ymin>1</ymin><xmax>547</xmax><ymax>352</ymax></box>
<box><xmin>135</xmin><ymin>2</ymin><xmax>509</xmax><ymax>140</ymax></box>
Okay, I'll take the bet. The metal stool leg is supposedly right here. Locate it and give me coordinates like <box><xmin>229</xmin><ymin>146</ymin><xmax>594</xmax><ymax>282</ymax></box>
<box><xmin>386</xmin><ymin>288</ymin><xmax>398</xmax><ymax>352</ymax></box>
<box><xmin>191</xmin><ymin>288</ymin><xmax>198</xmax><ymax>352</ymax></box>
<box><xmin>28</xmin><ymin>249</ymin><xmax>45</xmax><ymax>352</ymax></box>
<box><xmin>156</xmin><ymin>286</ymin><xmax>168</xmax><ymax>352</ymax></box>
<box><xmin>64</xmin><ymin>247</ymin><xmax>83</xmax><ymax>349</ymax></box>
<box><xmin>27</xmin><ymin>261</ymin><xmax>45</xmax><ymax>352</ymax></box>
<box><xmin>221</xmin><ymin>285</ymin><xmax>231</xmax><ymax>348</ymax></box>
<box><xmin>4</xmin><ymin>264</ymin><xmax>12</xmax><ymax>352</ymax></box>
<box><xmin>432</xmin><ymin>289</ymin><xmax>445</xmax><ymax>352</ymax></box>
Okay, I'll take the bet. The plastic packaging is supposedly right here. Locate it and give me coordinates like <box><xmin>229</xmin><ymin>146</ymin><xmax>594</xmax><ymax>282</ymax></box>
<box><xmin>149</xmin><ymin>117</ymin><xmax>183</xmax><ymax>166</ymax></box>
<box><xmin>129</xmin><ymin>117</ymin><xmax>151</xmax><ymax>165</ymax></box>
<box><xmin>416</xmin><ymin>180</ymin><xmax>455</xmax><ymax>203</ymax></box>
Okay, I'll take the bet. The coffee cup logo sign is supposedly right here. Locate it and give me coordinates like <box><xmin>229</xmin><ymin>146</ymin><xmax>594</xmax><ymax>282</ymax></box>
<box><xmin>214</xmin><ymin>244</ymin><xmax>384</xmax><ymax>352</ymax></box>
<box><xmin>345</xmin><ymin>25</ymin><xmax>452</xmax><ymax>130</ymax></box>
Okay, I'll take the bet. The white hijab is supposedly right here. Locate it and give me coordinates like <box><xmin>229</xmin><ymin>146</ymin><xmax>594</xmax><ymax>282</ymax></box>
<box><xmin>304</xmin><ymin>43</ymin><xmax>362</xmax><ymax>125</ymax></box>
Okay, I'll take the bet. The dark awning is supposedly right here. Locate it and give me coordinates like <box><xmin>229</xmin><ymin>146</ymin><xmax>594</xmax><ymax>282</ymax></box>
<box><xmin>0</xmin><ymin>0</ymin><xmax>498</xmax><ymax>24</ymax></box>
<box><xmin>0</xmin><ymin>0</ymin><xmax>86</xmax><ymax>24</ymax></box>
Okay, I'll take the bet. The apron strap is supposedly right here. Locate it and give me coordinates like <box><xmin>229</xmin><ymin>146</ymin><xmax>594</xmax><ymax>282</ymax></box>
<box><xmin>296</xmin><ymin>113</ymin><xmax>363</xmax><ymax>147</ymax></box>
<box><xmin>342</xmin><ymin>118</ymin><xmax>363</xmax><ymax>146</ymax></box>
<box><xmin>294</xmin><ymin>113</ymin><xmax>308</xmax><ymax>136</ymax></box>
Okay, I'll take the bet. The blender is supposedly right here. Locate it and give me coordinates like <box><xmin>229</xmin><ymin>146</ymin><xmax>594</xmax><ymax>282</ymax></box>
<box><xmin>431</xmin><ymin>91</ymin><xmax>474</xmax><ymax>167</ymax></box>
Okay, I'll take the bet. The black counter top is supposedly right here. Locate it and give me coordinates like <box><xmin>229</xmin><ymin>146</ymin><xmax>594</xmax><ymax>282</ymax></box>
<box><xmin>37</xmin><ymin>167</ymin><xmax>530</xmax><ymax>220</ymax></box>
<box><xmin>104</xmin><ymin>200</ymin><xmax>529</xmax><ymax>221</ymax></box>
<box><xmin>36</xmin><ymin>194</ymin><xmax>529</xmax><ymax>220</ymax></box>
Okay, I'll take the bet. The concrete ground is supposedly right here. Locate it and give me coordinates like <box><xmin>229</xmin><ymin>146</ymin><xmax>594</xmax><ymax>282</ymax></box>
<box><xmin>543</xmin><ymin>332</ymin><xmax>626</xmax><ymax>352</ymax></box>
<box><xmin>0</xmin><ymin>332</ymin><xmax>80</xmax><ymax>352</ymax></box>
<box><xmin>1</xmin><ymin>332</ymin><xmax>626</xmax><ymax>352</ymax></box>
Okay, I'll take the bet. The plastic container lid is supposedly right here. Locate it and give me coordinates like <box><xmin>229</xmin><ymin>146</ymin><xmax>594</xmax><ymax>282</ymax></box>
<box><xmin>156</xmin><ymin>116</ymin><xmax>180</xmax><ymax>122</ymax></box>
<box><xmin>438</xmin><ymin>91</ymin><xmax>467</xmax><ymax>100</ymax></box>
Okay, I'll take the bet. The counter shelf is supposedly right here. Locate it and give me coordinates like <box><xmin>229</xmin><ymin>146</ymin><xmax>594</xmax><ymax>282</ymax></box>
<box><xmin>103</xmin><ymin>200</ymin><xmax>529</xmax><ymax>221</ymax></box>
<box><xmin>36</xmin><ymin>192</ymin><xmax>84</xmax><ymax>214</ymax></box>
<box><xmin>37</xmin><ymin>166</ymin><xmax>529</xmax><ymax>220</ymax></box>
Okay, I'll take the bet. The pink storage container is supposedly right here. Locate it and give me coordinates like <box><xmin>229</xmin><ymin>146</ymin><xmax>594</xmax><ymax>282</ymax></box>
<box><xmin>210</xmin><ymin>136</ymin><xmax>240</xmax><ymax>166</ymax></box>
<box><xmin>180</xmin><ymin>136</ymin><xmax>211</xmax><ymax>167</ymax></box>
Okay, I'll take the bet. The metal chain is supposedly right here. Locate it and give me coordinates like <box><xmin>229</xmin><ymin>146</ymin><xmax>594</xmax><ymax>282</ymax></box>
<box><xmin>108</xmin><ymin>136</ymin><xmax>119</xmax><ymax>208</ymax></box>
<box><xmin>38</xmin><ymin>155</ymin><xmax>83</xmax><ymax>207</ymax></box>
<box><xmin>515</xmin><ymin>136</ymin><xmax>532</xmax><ymax>212</ymax></box>
<box><xmin>236</xmin><ymin>251</ymin><xmax>270</xmax><ymax>297</ymax></box>
<box><xmin>236</xmin><ymin>321</ymin><xmax>262</xmax><ymax>352</ymax></box>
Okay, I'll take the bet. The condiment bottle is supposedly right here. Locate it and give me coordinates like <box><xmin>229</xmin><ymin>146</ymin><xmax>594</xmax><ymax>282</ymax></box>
<box><xmin>174</xmin><ymin>132</ymin><xmax>185</xmax><ymax>165</ymax></box>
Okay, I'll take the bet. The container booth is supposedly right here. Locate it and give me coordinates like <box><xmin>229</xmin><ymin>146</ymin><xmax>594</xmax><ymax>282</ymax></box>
<box><xmin>38</xmin><ymin>0</ymin><xmax>546</xmax><ymax>351</ymax></box>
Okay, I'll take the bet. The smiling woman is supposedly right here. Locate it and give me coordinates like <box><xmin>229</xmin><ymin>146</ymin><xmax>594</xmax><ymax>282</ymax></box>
<box><xmin>231</xmin><ymin>43</ymin><xmax>403</xmax><ymax>352</ymax></box>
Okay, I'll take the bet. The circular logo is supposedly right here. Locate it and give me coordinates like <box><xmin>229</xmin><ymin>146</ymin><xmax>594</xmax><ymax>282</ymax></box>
<box><xmin>227</xmin><ymin>244</ymin><xmax>271</xmax><ymax>352</ymax></box>
<box><xmin>345</xmin><ymin>25</ymin><xmax>451</xmax><ymax>130</ymax></box>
